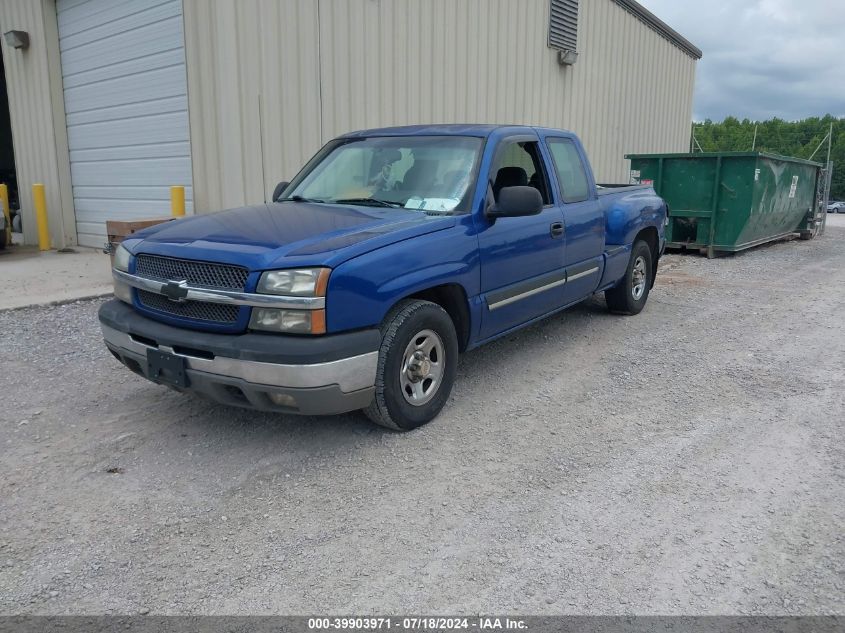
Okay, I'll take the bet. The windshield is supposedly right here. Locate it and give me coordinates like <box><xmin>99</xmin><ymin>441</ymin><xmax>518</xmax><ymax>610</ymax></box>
<box><xmin>284</xmin><ymin>135</ymin><xmax>483</xmax><ymax>214</ymax></box>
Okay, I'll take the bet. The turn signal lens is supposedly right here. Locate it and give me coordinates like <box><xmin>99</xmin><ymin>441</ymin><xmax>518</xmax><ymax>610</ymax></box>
<box><xmin>249</xmin><ymin>308</ymin><xmax>326</xmax><ymax>334</ymax></box>
<box><xmin>113</xmin><ymin>279</ymin><xmax>132</xmax><ymax>304</ymax></box>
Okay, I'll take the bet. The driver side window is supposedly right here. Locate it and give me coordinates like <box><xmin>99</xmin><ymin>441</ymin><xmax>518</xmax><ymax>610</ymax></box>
<box><xmin>491</xmin><ymin>141</ymin><xmax>551</xmax><ymax>205</ymax></box>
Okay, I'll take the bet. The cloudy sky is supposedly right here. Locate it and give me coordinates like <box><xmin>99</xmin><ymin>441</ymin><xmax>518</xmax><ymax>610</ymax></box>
<box><xmin>637</xmin><ymin>0</ymin><xmax>845</xmax><ymax>122</ymax></box>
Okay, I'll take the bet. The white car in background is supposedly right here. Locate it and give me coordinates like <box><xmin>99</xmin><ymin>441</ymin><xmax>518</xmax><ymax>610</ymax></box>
<box><xmin>827</xmin><ymin>201</ymin><xmax>845</xmax><ymax>213</ymax></box>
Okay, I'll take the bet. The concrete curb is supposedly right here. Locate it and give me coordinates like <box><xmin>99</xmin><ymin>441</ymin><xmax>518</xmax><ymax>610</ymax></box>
<box><xmin>0</xmin><ymin>292</ymin><xmax>113</xmax><ymax>312</ymax></box>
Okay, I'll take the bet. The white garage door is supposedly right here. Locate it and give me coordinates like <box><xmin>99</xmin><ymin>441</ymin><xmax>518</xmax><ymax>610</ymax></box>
<box><xmin>57</xmin><ymin>0</ymin><xmax>193</xmax><ymax>248</ymax></box>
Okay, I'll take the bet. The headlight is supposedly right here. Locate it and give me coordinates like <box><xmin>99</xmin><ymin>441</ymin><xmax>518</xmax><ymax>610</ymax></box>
<box><xmin>112</xmin><ymin>244</ymin><xmax>132</xmax><ymax>304</ymax></box>
<box><xmin>252</xmin><ymin>268</ymin><xmax>329</xmax><ymax>334</ymax></box>
<box><xmin>113</xmin><ymin>244</ymin><xmax>131</xmax><ymax>272</ymax></box>
<box><xmin>257</xmin><ymin>268</ymin><xmax>330</xmax><ymax>296</ymax></box>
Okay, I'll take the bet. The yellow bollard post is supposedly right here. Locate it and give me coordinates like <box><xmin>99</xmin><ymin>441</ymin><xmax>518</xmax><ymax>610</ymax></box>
<box><xmin>33</xmin><ymin>183</ymin><xmax>51</xmax><ymax>251</ymax></box>
<box><xmin>171</xmin><ymin>185</ymin><xmax>185</xmax><ymax>217</ymax></box>
<box><xmin>0</xmin><ymin>184</ymin><xmax>10</xmax><ymax>246</ymax></box>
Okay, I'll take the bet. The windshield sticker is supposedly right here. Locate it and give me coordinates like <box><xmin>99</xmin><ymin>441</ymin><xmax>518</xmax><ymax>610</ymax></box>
<box><xmin>404</xmin><ymin>197</ymin><xmax>461</xmax><ymax>212</ymax></box>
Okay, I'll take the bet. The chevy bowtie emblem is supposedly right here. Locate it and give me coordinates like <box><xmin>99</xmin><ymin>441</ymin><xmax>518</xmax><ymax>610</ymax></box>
<box><xmin>162</xmin><ymin>279</ymin><xmax>190</xmax><ymax>303</ymax></box>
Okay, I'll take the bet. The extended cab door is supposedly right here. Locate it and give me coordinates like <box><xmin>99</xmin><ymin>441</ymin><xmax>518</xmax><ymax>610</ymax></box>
<box><xmin>476</xmin><ymin>134</ymin><xmax>566</xmax><ymax>340</ymax></box>
<box><xmin>544</xmin><ymin>135</ymin><xmax>605</xmax><ymax>304</ymax></box>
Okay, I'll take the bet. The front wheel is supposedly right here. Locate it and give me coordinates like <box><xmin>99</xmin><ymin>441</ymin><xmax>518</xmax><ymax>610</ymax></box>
<box><xmin>364</xmin><ymin>299</ymin><xmax>458</xmax><ymax>431</ymax></box>
<box><xmin>605</xmin><ymin>240</ymin><xmax>653</xmax><ymax>315</ymax></box>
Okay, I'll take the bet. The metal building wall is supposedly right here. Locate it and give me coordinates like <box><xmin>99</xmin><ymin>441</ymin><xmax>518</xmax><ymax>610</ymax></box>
<box><xmin>182</xmin><ymin>0</ymin><xmax>323</xmax><ymax>213</ymax></box>
<box><xmin>0</xmin><ymin>0</ymin><xmax>76</xmax><ymax>247</ymax></box>
<box><xmin>183</xmin><ymin>0</ymin><xmax>697</xmax><ymax>213</ymax></box>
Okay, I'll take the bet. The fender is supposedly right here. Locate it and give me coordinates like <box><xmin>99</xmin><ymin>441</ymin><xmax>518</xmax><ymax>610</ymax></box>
<box><xmin>324</xmin><ymin>216</ymin><xmax>479</xmax><ymax>333</ymax></box>
<box><xmin>604</xmin><ymin>189</ymin><xmax>667</xmax><ymax>247</ymax></box>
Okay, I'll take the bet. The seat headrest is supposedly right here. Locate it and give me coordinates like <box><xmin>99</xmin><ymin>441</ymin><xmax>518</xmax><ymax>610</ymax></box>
<box><xmin>493</xmin><ymin>166</ymin><xmax>528</xmax><ymax>197</ymax></box>
<box><xmin>402</xmin><ymin>159</ymin><xmax>438</xmax><ymax>189</ymax></box>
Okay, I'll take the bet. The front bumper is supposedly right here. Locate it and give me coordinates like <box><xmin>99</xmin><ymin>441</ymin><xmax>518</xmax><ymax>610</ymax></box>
<box><xmin>98</xmin><ymin>299</ymin><xmax>379</xmax><ymax>415</ymax></box>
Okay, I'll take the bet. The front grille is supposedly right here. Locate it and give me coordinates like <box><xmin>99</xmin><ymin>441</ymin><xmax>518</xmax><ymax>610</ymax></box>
<box><xmin>137</xmin><ymin>290</ymin><xmax>240</xmax><ymax>323</ymax></box>
<box><xmin>135</xmin><ymin>255</ymin><xmax>248</xmax><ymax>290</ymax></box>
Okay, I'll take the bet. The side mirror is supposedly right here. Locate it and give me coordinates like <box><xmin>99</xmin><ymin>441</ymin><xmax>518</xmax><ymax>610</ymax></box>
<box><xmin>487</xmin><ymin>186</ymin><xmax>544</xmax><ymax>218</ymax></box>
<box><xmin>272</xmin><ymin>181</ymin><xmax>290</xmax><ymax>202</ymax></box>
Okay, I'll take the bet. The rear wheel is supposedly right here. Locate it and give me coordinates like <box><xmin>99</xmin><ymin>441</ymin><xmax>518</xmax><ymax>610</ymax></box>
<box><xmin>605</xmin><ymin>240</ymin><xmax>653</xmax><ymax>315</ymax></box>
<box><xmin>364</xmin><ymin>299</ymin><xmax>458</xmax><ymax>431</ymax></box>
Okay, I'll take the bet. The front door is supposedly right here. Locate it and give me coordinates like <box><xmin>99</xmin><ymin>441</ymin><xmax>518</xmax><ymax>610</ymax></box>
<box><xmin>476</xmin><ymin>135</ymin><xmax>566</xmax><ymax>340</ymax></box>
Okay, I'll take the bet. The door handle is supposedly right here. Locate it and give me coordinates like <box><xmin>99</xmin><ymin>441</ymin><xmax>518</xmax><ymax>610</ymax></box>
<box><xmin>550</xmin><ymin>222</ymin><xmax>564</xmax><ymax>238</ymax></box>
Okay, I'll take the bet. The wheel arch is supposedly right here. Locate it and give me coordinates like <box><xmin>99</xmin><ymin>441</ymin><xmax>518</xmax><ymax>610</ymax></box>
<box><xmin>634</xmin><ymin>225</ymin><xmax>659</xmax><ymax>258</ymax></box>
<box><xmin>634</xmin><ymin>225</ymin><xmax>660</xmax><ymax>287</ymax></box>
<box><xmin>395</xmin><ymin>283</ymin><xmax>472</xmax><ymax>353</ymax></box>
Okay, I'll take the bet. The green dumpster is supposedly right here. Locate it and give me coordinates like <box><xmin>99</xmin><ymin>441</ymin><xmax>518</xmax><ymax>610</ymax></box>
<box><xmin>625</xmin><ymin>151</ymin><xmax>823</xmax><ymax>257</ymax></box>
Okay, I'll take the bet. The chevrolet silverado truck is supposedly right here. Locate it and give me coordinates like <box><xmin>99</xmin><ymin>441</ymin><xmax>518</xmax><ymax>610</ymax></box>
<box><xmin>99</xmin><ymin>125</ymin><xmax>667</xmax><ymax>430</ymax></box>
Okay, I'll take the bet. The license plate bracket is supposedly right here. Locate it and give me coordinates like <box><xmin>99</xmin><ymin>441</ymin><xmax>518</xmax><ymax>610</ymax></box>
<box><xmin>147</xmin><ymin>349</ymin><xmax>189</xmax><ymax>388</ymax></box>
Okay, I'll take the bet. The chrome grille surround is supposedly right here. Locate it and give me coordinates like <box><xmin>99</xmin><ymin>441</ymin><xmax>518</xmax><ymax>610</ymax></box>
<box><xmin>114</xmin><ymin>269</ymin><xmax>325</xmax><ymax>310</ymax></box>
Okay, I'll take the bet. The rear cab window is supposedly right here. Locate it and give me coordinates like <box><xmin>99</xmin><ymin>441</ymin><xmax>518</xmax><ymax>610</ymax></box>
<box><xmin>546</xmin><ymin>138</ymin><xmax>591</xmax><ymax>203</ymax></box>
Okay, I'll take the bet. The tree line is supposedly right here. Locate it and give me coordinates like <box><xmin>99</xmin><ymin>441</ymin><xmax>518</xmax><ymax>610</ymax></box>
<box><xmin>691</xmin><ymin>115</ymin><xmax>844</xmax><ymax>201</ymax></box>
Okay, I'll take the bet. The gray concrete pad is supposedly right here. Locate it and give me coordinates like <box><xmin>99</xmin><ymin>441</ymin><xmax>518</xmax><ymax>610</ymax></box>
<box><xmin>0</xmin><ymin>245</ymin><xmax>113</xmax><ymax>311</ymax></box>
<box><xmin>1</xmin><ymin>222</ymin><xmax>843</xmax><ymax>614</ymax></box>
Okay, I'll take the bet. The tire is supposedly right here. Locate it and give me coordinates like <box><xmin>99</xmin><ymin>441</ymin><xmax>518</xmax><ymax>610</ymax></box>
<box><xmin>364</xmin><ymin>299</ymin><xmax>458</xmax><ymax>431</ymax></box>
<box><xmin>605</xmin><ymin>240</ymin><xmax>653</xmax><ymax>315</ymax></box>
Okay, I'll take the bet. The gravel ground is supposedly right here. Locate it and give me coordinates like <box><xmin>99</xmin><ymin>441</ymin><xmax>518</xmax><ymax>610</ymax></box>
<box><xmin>1</xmin><ymin>222</ymin><xmax>843</xmax><ymax>615</ymax></box>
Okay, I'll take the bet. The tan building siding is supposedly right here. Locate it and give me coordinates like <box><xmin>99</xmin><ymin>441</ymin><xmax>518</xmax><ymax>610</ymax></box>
<box><xmin>1</xmin><ymin>0</ymin><xmax>696</xmax><ymax>244</ymax></box>
<box><xmin>183</xmin><ymin>0</ymin><xmax>696</xmax><ymax>213</ymax></box>
<box><xmin>0</xmin><ymin>0</ymin><xmax>75</xmax><ymax>247</ymax></box>
<box><xmin>182</xmin><ymin>0</ymin><xmax>323</xmax><ymax>212</ymax></box>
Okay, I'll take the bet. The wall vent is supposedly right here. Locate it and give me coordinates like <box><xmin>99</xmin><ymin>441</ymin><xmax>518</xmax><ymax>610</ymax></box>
<box><xmin>549</xmin><ymin>0</ymin><xmax>579</xmax><ymax>64</ymax></box>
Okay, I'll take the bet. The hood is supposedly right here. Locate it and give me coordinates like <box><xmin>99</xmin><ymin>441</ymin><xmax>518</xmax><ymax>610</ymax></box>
<box><xmin>128</xmin><ymin>201</ymin><xmax>456</xmax><ymax>269</ymax></box>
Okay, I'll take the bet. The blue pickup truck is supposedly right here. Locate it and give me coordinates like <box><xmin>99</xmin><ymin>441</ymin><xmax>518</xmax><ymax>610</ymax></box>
<box><xmin>99</xmin><ymin>125</ymin><xmax>667</xmax><ymax>430</ymax></box>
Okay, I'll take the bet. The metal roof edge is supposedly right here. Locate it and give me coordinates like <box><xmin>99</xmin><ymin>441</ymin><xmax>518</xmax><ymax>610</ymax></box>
<box><xmin>611</xmin><ymin>0</ymin><xmax>703</xmax><ymax>60</ymax></box>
